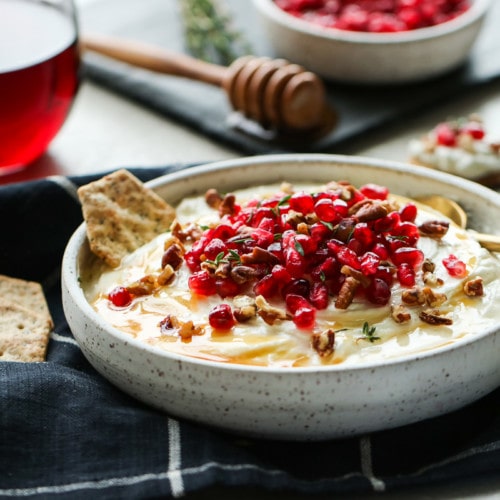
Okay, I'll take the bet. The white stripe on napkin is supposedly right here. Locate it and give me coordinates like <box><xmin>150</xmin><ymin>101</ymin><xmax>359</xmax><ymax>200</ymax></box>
<box><xmin>360</xmin><ymin>436</ymin><xmax>386</xmax><ymax>492</ymax></box>
<box><xmin>167</xmin><ymin>418</ymin><xmax>185</xmax><ymax>497</ymax></box>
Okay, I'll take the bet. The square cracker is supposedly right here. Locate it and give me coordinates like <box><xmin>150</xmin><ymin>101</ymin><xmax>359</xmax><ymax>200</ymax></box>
<box><xmin>78</xmin><ymin>169</ymin><xmax>176</xmax><ymax>268</ymax></box>
<box><xmin>0</xmin><ymin>299</ymin><xmax>52</xmax><ymax>362</ymax></box>
<box><xmin>0</xmin><ymin>274</ymin><xmax>53</xmax><ymax>328</ymax></box>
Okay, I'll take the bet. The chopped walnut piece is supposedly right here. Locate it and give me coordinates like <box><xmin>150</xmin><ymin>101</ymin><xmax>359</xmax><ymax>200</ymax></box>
<box><xmin>422</xmin><ymin>287</ymin><xmax>447</xmax><ymax>308</ymax></box>
<box><xmin>157</xmin><ymin>265</ymin><xmax>175</xmax><ymax>286</ymax></box>
<box><xmin>311</xmin><ymin>329</ymin><xmax>336</xmax><ymax>357</ymax></box>
<box><xmin>161</xmin><ymin>243</ymin><xmax>184</xmax><ymax>270</ymax></box>
<box><xmin>335</xmin><ymin>276</ymin><xmax>360</xmax><ymax>309</ymax></box>
<box><xmin>422</xmin><ymin>258</ymin><xmax>436</xmax><ymax>273</ymax></box>
<box><xmin>205</xmin><ymin>188</ymin><xmax>223</xmax><ymax>208</ymax></box>
<box><xmin>463</xmin><ymin>277</ymin><xmax>484</xmax><ymax>297</ymax></box>
<box><xmin>285</xmin><ymin>210</ymin><xmax>307</xmax><ymax>227</ymax></box>
<box><xmin>280</xmin><ymin>182</ymin><xmax>294</xmax><ymax>194</ymax></box>
<box><xmin>127</xmin><ymin>275</ymin><xmax>156</xmax><ymax>296</ymax></box>
<box><xmin>423</xmin><ymin>271</ymin><xmax>444</xmax><ymax>287</ymax></box>
<box><xmin>233</xmin><ymin>295</ymin><xmax>257</xmax><ymax>322</ymax></box>
<box><xmin>401</xmin><ymin>287</ymin><xmax>426</xmax><ymax>306</ymax></box>
<box><xmin>171</xmin><ymin>220</ymin><xmax>203</xmax><ymax>243</ymax></box>
<box><xmin>159</xmin><ymin>314</ymin><xmax>203</xmax><ymax>340</ymax></box>
<box><xmin>391</xmin><ymin>305</ymin><xmax>411</xmax><ymax>323</ymax></box>
<box><xmin>255</xmin><ymin>295</ymin><xmax>290</xmax><ymax>325</ymax></box>
<box><xmin>418</xmin><ymin>220</ymin><xmax>450</xmax><ymax>239</ymax></box>
<box><xmin>296</xmin><ymin>222</ymin><xmax>309</xmax><ymax>235</ymax></box>
<box><xmin>419</xmin><ymin>309</ymin><xmax>453</xmax><ymax>326</ymax></box>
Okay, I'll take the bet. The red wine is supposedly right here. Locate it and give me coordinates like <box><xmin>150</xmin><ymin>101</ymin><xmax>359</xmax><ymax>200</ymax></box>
<box><xmin>0</xmin><ymin>0</ymin><xmax>79</xmax><ymax>172</ymax></box>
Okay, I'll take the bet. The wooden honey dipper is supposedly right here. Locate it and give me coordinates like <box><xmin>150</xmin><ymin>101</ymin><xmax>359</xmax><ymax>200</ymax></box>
<box><xmin>82</xmin><ymin>34</ymin><xmax>334</xmax><ymax>134</ymax></box>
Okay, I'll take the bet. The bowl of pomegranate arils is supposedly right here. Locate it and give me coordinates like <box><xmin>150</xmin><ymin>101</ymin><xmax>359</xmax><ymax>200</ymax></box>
<box><xmin>252</xmin><ymin>0</ymin><xmax>491</xmax><ymax>84</ymax></box>
<box><xmin>62</xmin><ymin>154</ymin><xmax>500</xmax><ymax>440</ymax></box>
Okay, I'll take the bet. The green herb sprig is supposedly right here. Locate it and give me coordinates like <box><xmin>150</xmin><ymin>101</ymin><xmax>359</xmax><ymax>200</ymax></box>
<box><xmin>361</xmin><ymin>322</ymin><xmax>380</xmax><ymax>343</ymax></box>
<box><xmin>179</xmin><ymin>0</ymin><xmax>251</xmax><ymax>65</ymax></box>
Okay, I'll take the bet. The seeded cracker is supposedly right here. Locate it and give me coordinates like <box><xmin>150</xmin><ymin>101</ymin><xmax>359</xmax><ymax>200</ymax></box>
<box><xmin>0</xmin><ymin>274</ymin><xmax>53</xmax><ymax>327</ymax></box>
<box><xmin>0</xmin><ymin>300</ymin><xmax>52</xmax><ymax>362</ymax></box>
<box><xmin>78</xmin><ymin>169</ymin><xmax>176</xmax><ymax>268</ymax></box>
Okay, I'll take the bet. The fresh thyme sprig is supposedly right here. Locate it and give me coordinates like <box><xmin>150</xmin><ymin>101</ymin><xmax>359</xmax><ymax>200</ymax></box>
<box><xmin>361</xmin><ymin>322</ymin><xmax>380</xmax><ymax>343</ymax></box>
<box><xmin>179</xmin><ymin>0</ymin><xmax>252</xmax><ymax>65</ymax></box>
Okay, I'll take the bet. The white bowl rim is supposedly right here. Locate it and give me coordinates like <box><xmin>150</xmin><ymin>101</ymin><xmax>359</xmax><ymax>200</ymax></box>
<box><xmin>64</xmin><ymin>153</ymin><xmax>500</xmax><ymax>375</ymax></box>
<box><xmin>253</xmin><ymin>0</ymin><xmax>491</xmax><ymax>45</ymax></box>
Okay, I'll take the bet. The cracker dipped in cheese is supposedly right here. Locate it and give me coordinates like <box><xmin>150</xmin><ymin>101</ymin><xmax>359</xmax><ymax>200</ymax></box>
<box><xmin>82</xmin><ymin>179</ymin><xmax>500</xmax><ymax>368</ymax></box>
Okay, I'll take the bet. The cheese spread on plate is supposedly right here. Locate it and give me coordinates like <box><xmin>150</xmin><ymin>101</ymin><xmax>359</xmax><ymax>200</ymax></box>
<box><xmin>409</xmin><ymin>116</ymin><xmax>500</xmax><ymax>181</ymax></box>
<box><xmin>84</xmin><ymin>182</ymin><xmax>500</xmax><ymax>368</ymax></box>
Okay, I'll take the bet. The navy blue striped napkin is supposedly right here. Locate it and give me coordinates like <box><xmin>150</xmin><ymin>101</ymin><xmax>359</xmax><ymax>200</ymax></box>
<box><xmin>0</xmin><ymin>167</ymin><xmax>499</xmax><ymax>499</ymax></box>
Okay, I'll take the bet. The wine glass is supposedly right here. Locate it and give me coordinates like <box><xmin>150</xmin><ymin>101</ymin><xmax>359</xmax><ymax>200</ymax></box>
<box><xmin>0</xmin><ymin>0</ymin><xmax>80</xmax><ymax>174</ymax></box>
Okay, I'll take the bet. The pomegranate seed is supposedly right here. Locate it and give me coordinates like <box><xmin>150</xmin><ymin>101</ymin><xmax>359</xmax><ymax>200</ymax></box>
<box><xmin>286</xmin><ymin>293</ymin><xmax>311</xmax><ymax>313</ymax></box>
<box><xmin>397</xmin><ymin>263</ymin><xmax>416</xmax><ymax>287</ymax></box>
<box><xmin>360</xmin><ymin>183</ymin><xmax>389</xmax><ymax>200</ymax></box>
<box><xmin>435</xmin><ymin>122</ymin><xmax>457</xmax><ymax>147</ymax></box>
<box><xmin>272</xmin><ymin>264</ymin><xmax>292</xmax><ymax>284</ymax></box>
<box><xmin>108</xmin><ymin>286</ymin><xmax>132</xmax><ymax>307</ymax></box>
<box><xmin>216</xmin><ymin>278</ymin><xmax>240</xmax><ymax>298</ymax></box>
<box><xmin>188</xmin><ymin>271</ymin><xmax>217</xmax><ymax>295</ymax></box>
<box><xmin>442</xmin><ymin>254</ymin><xmax>467</xmax><ymax>278</ymax></box>
<box><xmin>203</xmin><ymin>238</ymin><xmax>227</xmax><ymax>261</ymax></box>
<box><xmin>209</xmin><ymin>303</ymin><xmax>236</xmax><ymax>330</ymax></box>
<box><xmin>282</xmin><ymin>278</ymin><xmax>310</xmax><ymax>299</ymax></box>
<box><xmin>289</xmin><ymin>191</ymin><xmax>315</xmax><ymax>213</ymax></box>
<box><xmin>366</xmin><ymin>278</ymin><xmax>391</xmax><ymax>305</ymax></box>
<box><xmin>392</xmin><ymin>247</ymin><xmax>424</xmax><ymax>269</ymax></box>
<box><xmin>360</xmin><ymin>251</ymin><xmax>381</xmax><ymax>275</ymax></box>
<box><xmin>309</xmin><ymin>281</ymin><xmax>329</xmax><ymax>309</ymax></box>
<box><xmin>372</xmin><ymin>242</ymin><xmax>389</xmax><ymax>260</ymax></box>
<box><xmin>460</xmin><ymin>121</ymin><xmax>485</xmax><ymax>140</ymax></box>
<box><xmin>314</xmin><ymin>198</ymin><xmax>339</xmax><ymax>223</ymax></box>
<box><xmin>284</xmin><ymin>247</ymin><xmax>306</xmax><ymax>278</ymax></box>
<box><xmin>399</xmin><ymin>203</ymin><xmax>417</xmax><ymax>222</ymax></box>
<box><xmin>254</xmin><ymin>275</ymin><xmax>278</xmax><ymax>298</ymax></box>
<box><xmin>293</xmin><ymin>306</ymin><xmax>316</xmax><ymax>329</ymax></box>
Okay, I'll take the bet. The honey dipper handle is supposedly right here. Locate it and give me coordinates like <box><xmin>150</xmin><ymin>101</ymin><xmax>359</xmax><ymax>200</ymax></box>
<box><xmin>81</xmin><ymin>34</ymin><xmax>227</xmax><ymax>87</ymax></box>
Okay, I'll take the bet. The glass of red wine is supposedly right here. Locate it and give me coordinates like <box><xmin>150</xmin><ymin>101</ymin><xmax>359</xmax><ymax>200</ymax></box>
<box><xmin>0</xmin><ymin>0</ymin><xmax>80</xmax><ymax>174</ymax></box>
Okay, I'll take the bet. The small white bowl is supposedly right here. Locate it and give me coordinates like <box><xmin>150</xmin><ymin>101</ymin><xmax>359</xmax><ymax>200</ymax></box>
<box><xmin>62</xmin><ymin>154</ymin><xmax>500</xmax><ymax>440</ymax></box>
<box><xmin>252</xmin><ymin>0</ymin><xmax>491</xmax><ymax>84</ymax></box>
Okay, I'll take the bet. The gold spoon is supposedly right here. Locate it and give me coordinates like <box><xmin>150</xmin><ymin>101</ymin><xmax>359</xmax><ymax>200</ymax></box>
<box><xmin>416</xmin><ymin>195</ymin><xmax>500</xmax><ymax>252</ymax></box>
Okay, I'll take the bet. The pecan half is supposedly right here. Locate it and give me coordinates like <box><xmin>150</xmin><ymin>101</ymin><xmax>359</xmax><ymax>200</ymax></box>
<box><xmin>335</xmin><ymin>276</ymin><xmax>360</xmax><ymax>309</ymax></box>
<box><xmin>219</xmin><ymin>193</ymin><xmax>237</xmax><ymax>216</ymax></box>
<box><xmin>241</xmin><ymin>247</ymin><xmax>280</xmax><ymax>266</ymax></box>
<box><xmin>205</xmin><ymin>188</ymin><xmax>223</xmax><ymax>208</ymax></box>
<box><xmin>255</xmin><ymin>295</ymin><xmax>290</xmax><ymax>325</ymax></box>
<box><xmin>422</xmin><ymin>258</ymin><xmax>436</xmax><ymax>273</ymax></box>
<box><xmin>463</xmin><ymin>277</ymin><xmax>484</xmax><ymax>297</ymax></box>
<box><xmin>419</xmin><ymin>309</ymin><xmax>453</xmax><ymax>326</ymax></box>
<box><xmin>351</xmin><ymin>200</ymin><xmax>389</xmax><ymax>222</ymax></box>
<box><xmin>341</xmin><ymin>265</ymin><xmax>371</xmax><ymax>288</ymax></box>
<box><xmin>230</xmin><ymin>265</ymin><xmax>260</xmax><ymax>284</ymax></box>
<box><xmin>311</xmin><ymin>329</ymin><xmax>336</xmax><ymax>357</ymax></box>
<box><xmin>418</xmin><ymin>220</ymin><xmax>450</xmax><ymax>239</ymax></box>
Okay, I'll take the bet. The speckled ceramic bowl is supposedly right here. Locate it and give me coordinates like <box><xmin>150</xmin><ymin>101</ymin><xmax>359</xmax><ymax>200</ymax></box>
<box><xmin>252</xmin><ymin>0</ymin><xmax>491</xmax><ymax>84</ymax></box>
<box><xmin>62</xmin><ymin>154</ymin><xmax>500</xmax><ymax>440</ymax></box>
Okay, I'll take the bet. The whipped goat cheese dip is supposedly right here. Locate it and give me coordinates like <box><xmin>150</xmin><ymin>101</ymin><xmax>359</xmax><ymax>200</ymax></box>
<box><xmin>84</xmin><ymin>182</ymin><xmax>500</xmax><ymax>368</ymax></box>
